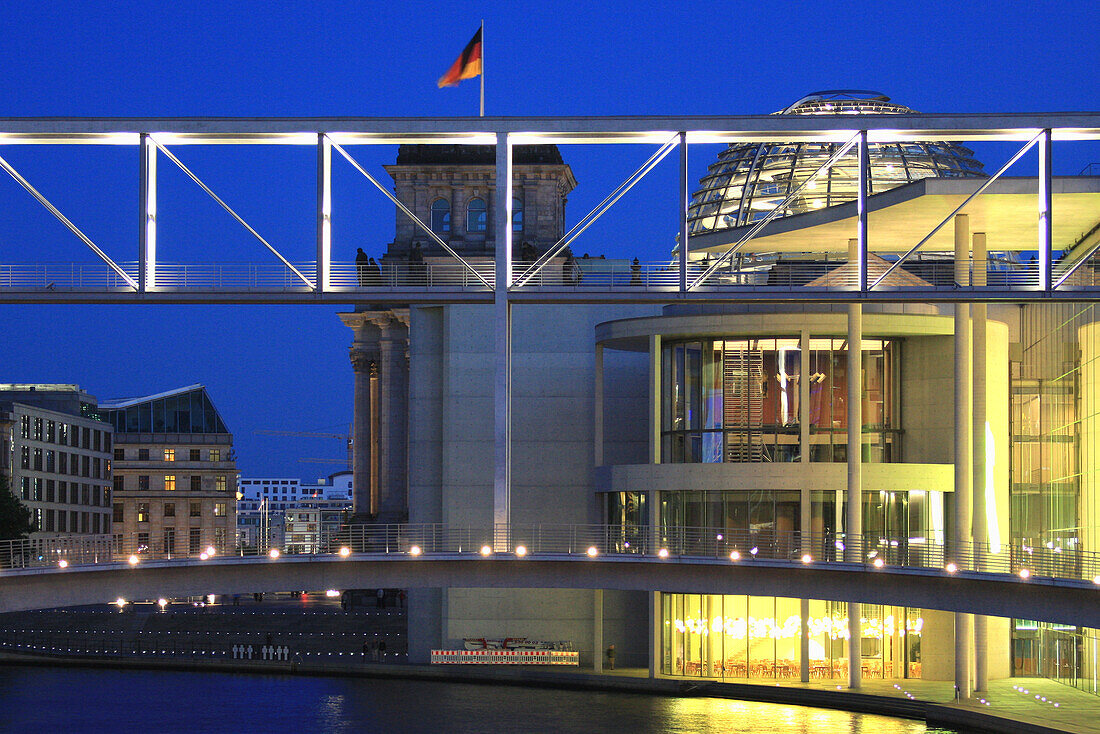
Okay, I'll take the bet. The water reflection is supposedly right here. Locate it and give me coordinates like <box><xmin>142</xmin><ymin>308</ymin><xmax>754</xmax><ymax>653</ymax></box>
<box><xmin>0</xmin><ymin>665</ymin><xmax>948</xmax><ymax>733</ymax></box>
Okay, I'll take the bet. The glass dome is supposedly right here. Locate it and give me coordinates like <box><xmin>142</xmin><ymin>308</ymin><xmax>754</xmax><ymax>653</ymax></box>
<box><xmin>687</xmin><ymin>91</ymin><xmax>988</xmax><ymax>235</ymax></box>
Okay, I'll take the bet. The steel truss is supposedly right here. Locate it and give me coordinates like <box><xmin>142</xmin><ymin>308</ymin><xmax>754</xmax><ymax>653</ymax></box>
<box><xmin>0</xmin><ymin>113</ymin><xmax>1094</xmax><ymax>303</ymax></box>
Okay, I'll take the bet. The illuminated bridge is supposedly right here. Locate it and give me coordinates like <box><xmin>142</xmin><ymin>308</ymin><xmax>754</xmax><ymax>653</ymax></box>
<box><xmin>2</xmin><ymin>525</ymin><xmax>1099</xmax><ymax>629</ymax></box>
<box><xmin>0</xmin><ymin>113</ymin><xmax>1098</xmax><ymax>304</ymax></box>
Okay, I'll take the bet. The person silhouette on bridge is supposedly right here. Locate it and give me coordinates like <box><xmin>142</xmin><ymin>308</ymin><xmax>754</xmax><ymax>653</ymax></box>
<box><xmin>356</xmin><ymin>248</ymin><xmax>370</xmax><ymax>287</ymax></box>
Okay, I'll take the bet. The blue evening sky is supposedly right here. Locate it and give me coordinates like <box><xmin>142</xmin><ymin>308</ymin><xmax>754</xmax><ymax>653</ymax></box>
<box><xmin>0</xmin><ymin>0</ymin><xmax>1095</xmax><ymax>478</ymax></box>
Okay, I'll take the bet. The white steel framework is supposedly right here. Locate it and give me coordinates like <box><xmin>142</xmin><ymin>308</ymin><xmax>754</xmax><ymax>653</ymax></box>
<box><xmin>0</xmin><ymin>113</ymin><xmax>1095</xmax><ymax>304</ymax></box>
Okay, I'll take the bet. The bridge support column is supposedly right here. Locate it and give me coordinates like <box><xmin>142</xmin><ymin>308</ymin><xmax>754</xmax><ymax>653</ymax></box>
<box><xmin>493</xmin><ymin>132</ymin><xmax>513</xmax><ymax>534</ymax></box>
<box><xmin>847</xmin><ymin>302</ymin><xmax>862</xmax><ymax>690</ymax></box>
<box><xmin>954</xmin><ymin>213</ymin><xmax>974</xmax><ymax>700</ymax></box>
<box><xmin>973</xmin><ymin>230</ymin><xmax>988</xmax><ymax>692</ymax></box>
<box><xmin>593</xmin><ymin>589</ymin><xmax>604</xmax><ymax>672</ymax></box>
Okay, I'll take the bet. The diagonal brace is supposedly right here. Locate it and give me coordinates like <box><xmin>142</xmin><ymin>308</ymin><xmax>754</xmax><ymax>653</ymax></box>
<box><xmin>872</xmin><ymin>130</ymin><xmax>1043</xmax><ymax>289</ymax></box>
<box><xmin>688</xmin><ymin>132</ymin><xmax>860</xmax><ymax>290</ymax></box>
<box><xmin>0</xmin><ymin>151</ymin><xmax>138</xmax><ymax>289</ymax></box>
<box><xmin>150</xmin><ymin>137</ymin><xmax>314</xmax><ymax>289</ymax></box>
<box><xmin>513</xmin><ymin>133</ymin><xmax>680</xmax><ymax>288</ymax></box>
<box><xmin>328</xmin><ymin>139</ymin><xmax>492</xmax><ymax>289</ymax></box>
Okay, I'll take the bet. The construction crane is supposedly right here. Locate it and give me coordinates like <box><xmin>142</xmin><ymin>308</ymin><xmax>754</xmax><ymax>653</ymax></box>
<box><xmin>254</xmin><ymin>430</ymin><xmax>352</xmax><ymax>470</ymax></box>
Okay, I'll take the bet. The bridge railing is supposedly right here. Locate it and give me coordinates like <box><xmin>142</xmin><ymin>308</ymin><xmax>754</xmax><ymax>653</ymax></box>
<box><xmin>2</xmin><ymin>525</ymin><xmax>1098</xmax><ymax>586</ymax></box>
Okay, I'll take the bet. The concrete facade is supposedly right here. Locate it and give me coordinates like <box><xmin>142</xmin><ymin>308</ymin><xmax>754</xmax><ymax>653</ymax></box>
<box><xmin>100</xmin><ymin>386</ymin><xmax>237</xmax><ymax>557</ymax></box>
<box><xmin>0</xmin><ymin>384</ymin><xmax>113</xmax><ymax>538</ymax></box>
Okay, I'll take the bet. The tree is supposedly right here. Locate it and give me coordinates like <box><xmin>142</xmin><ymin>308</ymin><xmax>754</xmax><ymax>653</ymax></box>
<box><xmin>0</xmin><ymin>474</ymin><xmax>33</xmax><ymax>541</ymax></box>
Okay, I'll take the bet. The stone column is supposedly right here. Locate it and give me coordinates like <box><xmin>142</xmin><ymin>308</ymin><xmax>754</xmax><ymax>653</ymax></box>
<box><xmin>847</xmin><ymin>301</ymin><xmax>862</xmax><ymax>690</ymax></box>
<box><xmin>375</xmin><ymin>311</ymin><xmax>410</xmax><ymax>523</ymax></box>
<box><xmin>953</xmin><ymin>214</ymin><xmax>973</xmax><ymax>701</ymax></box>
<box><xmin>972</xmin><ymin>231</ymin><xmax>988</xmax><ymax>692</ymax></box>
<box><xmin>341</xmin><ymin>310</ymin><xmax>407</xmax><ymax>523</ymax></box>
<box><xmin>348</xmin><ymin>338</ymin><xmax>379</xmax><ymax>519</ymax></box>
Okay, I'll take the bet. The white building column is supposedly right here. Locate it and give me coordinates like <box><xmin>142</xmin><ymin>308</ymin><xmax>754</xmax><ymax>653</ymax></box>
<box><xmin>954</xmin><ymin>213</ymin><xmax>974</xmax><ymax>700</ymax></box>
<box><xmin>648</xmin><ymin>334</ymin><xmax>662</xmax><ymax>553</ymax></box>
<box><xmin>648</xmin><ymin>334</ymin><xmax>662</xmax><ymax>680</ymax></box>
<box><xmin>847</xmin><ymin>301</ymin><xmax>862</xmax><ymax>690</ymax></box>
<box><xmin>972</xmin><ymin>230</ymin><xmax>988</xmax><ymax>691</ymax></box>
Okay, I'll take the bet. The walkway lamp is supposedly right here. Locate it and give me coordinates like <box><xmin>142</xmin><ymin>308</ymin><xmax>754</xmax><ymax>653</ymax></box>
<box><xmin>157</xmin><ymin>598</ymin><xmax>167</xmax><ymax>610</ymax></box>
<box><xmin>57</xmin><ymin>559</ymin><xmax>68</xmax><ymax>569</ymax></box>
<box><xmin>586</xmin><ymin>546</ymin><xmax>599</xmax><ymax>557</ymax></box>
<box><xmin>1093</xmin><ymin>575</ymin><xmax>1100</xmax><ymax>585</ymax></box>
<box><xmin>205</xmin><ymin>546</ymin><xmax>216</xmax><ymax>557</ymax></box>
<box><xmin>729</xmin><ymin>550</ymin><xmax>740</xmax><ymax>561</ymax></box>
<box><xmin>515</xmin><ymin>545</ymin><xmax>527</xmax><ymax>557</ymax></box>
<box><xmin>657</xmin><ymin>548</ymin><xmax>669</xmax><ymax>559</ymax></box>
<box><xmin>479</xmin><ymin>545</ymin><xmax>492</xmax><ymax>557</ymax></box>
<box><xmin>199</xmin><ymin>552</ymin><xmax>209</xmax><ymax>561</ymax></box>
<box><xmin>1018</xmin><ymin>568</ymin><xmax>1031</xmax><ymax>579</ymax></box>
<box><xmin>409</xmin><ymin>545</ymin><xmax>422</xmax><ymax>556</ymax></box>
<box><xmin>128</xmin><ymin>554</ymin><xmax>139</xmax><ymax>566</ymax></box>
<box><xmin>800</xmin><ymin>554</ymin><xmax>813</xmax><ymax>564</ymax></box>
<box><xmin>114</xmin><ymin>597</ymin><xmax>127</xmax><ymax>608</ymax></box>
<box><xmin>945</xmin><ymin>562</ymin><xmax>958</xmax><ymax>574</ymax></box>
<box><xmin>873</xmin><ymin>558</ymin><xmax>885</xmax><ymax>569</ymax></box>
<box><xmin>338</xmin><ymin>546</ymin><xmax>351</xmax><ymax>558</ymax></box>
<box><xmin>268</xmin><ymin>548</ymin><xmax>280</xmax><ymax>559</ymax></box>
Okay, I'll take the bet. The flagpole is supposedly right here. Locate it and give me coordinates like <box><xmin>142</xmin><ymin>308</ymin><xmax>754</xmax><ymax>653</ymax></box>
<box><xmin>479</xmin><ymin>19</ymin><xmax>485</xmax><ymax>117</ymax></box>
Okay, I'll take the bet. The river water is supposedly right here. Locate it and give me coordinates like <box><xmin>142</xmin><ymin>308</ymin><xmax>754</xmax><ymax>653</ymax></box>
<box><xmin>0</xmin><ymin>664</ymin><xmax>953</xmax><ymax>733</ymax></box>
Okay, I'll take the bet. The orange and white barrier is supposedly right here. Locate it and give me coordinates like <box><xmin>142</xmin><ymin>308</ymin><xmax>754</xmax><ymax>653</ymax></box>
<box><xmin>431</xmin><ymin>649</ymin><xmax>579</xmax><ymax>665</ymax></box>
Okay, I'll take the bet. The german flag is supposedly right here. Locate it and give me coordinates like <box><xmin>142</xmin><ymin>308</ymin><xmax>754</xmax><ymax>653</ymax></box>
<box><xmin>437</xmin><ymin>28</ymin><xmax>482</xmax><ymax>88</ymax></box>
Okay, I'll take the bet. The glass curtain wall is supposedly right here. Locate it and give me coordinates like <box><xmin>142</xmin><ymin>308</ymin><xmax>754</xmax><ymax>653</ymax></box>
<box><xmin>662</xmin><ymin>593</ymin><xmax>922</xmax><ymax>681</ymax></box>
<box><xmin>654</xmin><ymin>489</ymin><xmax>940</xmax><ymax>562</ymax></box>
<box><xmin>662</xmin><ymin>338</ymin><xmax>897</xmax><ymax>463</ymax></box>
<box><xmin>1011</xmin><ymin>303</ymin><xmax>1100</xmax><ymax>693</ymax></box>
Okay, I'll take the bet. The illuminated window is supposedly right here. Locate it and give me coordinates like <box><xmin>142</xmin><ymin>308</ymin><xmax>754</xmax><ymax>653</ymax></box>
<box><xmin>164</xmin><ymin>475</ymin><xmax>176</xmax><ymax>491</ymax></box>
<box><xmin>164</xmin><ymin>449</ymin><xmax>175</xmax><ymax>462</ymax></box>
<box><xmin>137</xmin><ymin>503</ymin><xmax>150</xmax><ymax>522</ymax></box>
<box><xmin>209</xmin><ymin>449</ymin><xmax>221</xmax><ymax>462</ymax></box>
<box><xmin>215</xmin><ymin>476</ymin><xmax>227</xmax><ymax>492</ymax></box>
<box><xmin>430</xmin><ymin>198</ymin><xmax>451</xmax><ymax>233</ymax></box>
<box><xmin>466</xmin><ymin>197</ymin><xmax>487</xmax><ymax>233</ymax></box>
<box><xmin>214</xmin><ymin>502</ymin><xmax>227</xmax><ymax>517</ymax></box>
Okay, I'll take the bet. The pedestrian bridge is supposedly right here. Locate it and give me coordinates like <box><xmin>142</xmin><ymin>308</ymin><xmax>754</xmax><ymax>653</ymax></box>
<box><xmin>2</xmin><ymin>525</ymin><xmax>1098</xmax><ymax>625</ymax></box>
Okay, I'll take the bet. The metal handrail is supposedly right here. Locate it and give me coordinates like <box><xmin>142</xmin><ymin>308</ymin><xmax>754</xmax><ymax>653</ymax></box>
<box><xmin>2</xmin><ymin>524</ymin><xmax>1098</xmax><ymax>587</ymax></box>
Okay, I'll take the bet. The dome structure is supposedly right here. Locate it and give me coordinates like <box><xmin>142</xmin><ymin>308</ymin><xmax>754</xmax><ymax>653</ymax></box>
<box><xmin>687</xmin><ymin>91</ymin><xmax>988</xmax><ymax>235</ymax></box>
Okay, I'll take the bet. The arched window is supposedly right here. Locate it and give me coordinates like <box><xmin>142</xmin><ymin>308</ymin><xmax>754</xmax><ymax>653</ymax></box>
<box><xmin>466</xmin><ymin>197</ymin><xmax>487</xmax><ymax>233</ymax></box>
<box><xmin>430</xmin><ymin>199</ymin><xmax>451</xmax><ymax>234</ymax></box>
<box><xmin>512</xmin><ymin>197</ymin><xmax>523</xmax><ymax>233</ymax></box>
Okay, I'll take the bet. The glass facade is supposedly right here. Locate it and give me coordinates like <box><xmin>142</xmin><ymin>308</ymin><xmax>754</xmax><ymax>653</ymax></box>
<box><xmin>663</xmin><ymin>593</ymin><xmax>923</xmax><ymax>681</ymax></box>
<box><xmin>687</xmin><ymin>92</ymin><xmax>986</xmax><ymax>234</ymax></box>
<box><xmin>661</xmin><ymin>337</ymin><xmax>897</xmax><ymax>463</ymax></box>
<box><xmin>100</xmin><ymin>388</ymin><xmax>229</xmax><ymax>435</ymax></box>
